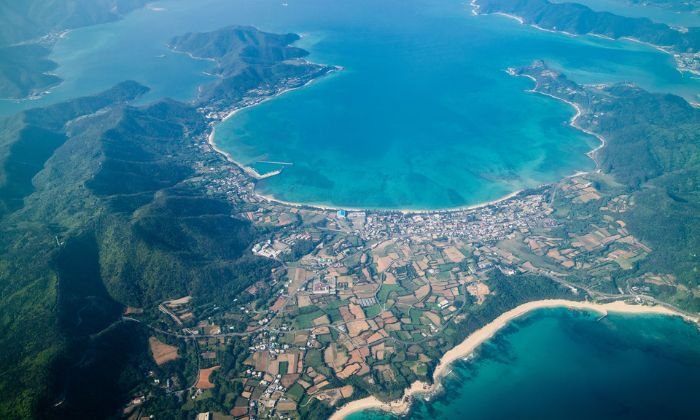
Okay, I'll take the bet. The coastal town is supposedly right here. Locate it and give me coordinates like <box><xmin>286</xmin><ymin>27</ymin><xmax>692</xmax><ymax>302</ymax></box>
<box><xmin>123</xmin><ymin>78</ymin><xmax>687</xmax><ymax>418</ymax></box>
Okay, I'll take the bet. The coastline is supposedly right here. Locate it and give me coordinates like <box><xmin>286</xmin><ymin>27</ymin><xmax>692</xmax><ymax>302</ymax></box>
<box><xmin>205</xmin><ymin>61</ymin><xmax>540</xmax><ymax>214</ymax></box>
<box><xmin>208</xmin><ymin>65</ymin><xmax>603</xmax><ymax>214</ymax></box>
<box><xmin>196</xmin><ymin>0</ymin><xmax>640</xmax><ymax>215</ymax></box>
<box><xmin>253</xmin><ymin>187</ymin><xmax>526</xmax><ymax>215</ymax></box>
<box><xmin>202</xmin><ymin>3</ymin><xmax>697</xmax><ymax>216</ymax></box>
<box><xmin>471</xmin><ymin>0</ymin><xmax>700</xmax><ymax>78</ymax></box>
<box><xmin>207</xmin><ymin>107</ymin><xmax>269</xmax><ymax>180</ymax></box>
<box><xmin>0</xmin><ymin>29</ymin><xmax>71</xmax><ymax>103</ymax></box>
<box><xmin>329</xmin><ymin>299</ymin><xmax>698</xmax><ymax>420</ymax></box>
<box><xmin>206</xmin><ymin>69</ymin><xmax>339</xmax><ymax>180</ymax></box>
<box><xmin>208</xmin><ymin>73</ymin><xmax>601</xmax><ymax>215</ymax></box>
<box><xmin>512</xmin><ymin>70</ymin><xmax>608</xmax><ymax>167</ymax></box>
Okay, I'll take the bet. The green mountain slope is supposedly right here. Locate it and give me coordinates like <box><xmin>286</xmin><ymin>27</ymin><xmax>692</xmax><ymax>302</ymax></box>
<box><xmin>476</xmin><ymin>0</ymin><xmax>700</xmax><ymax>51</ymax></box>
<box><xmin>0</xmin><ymin>24</ymin><xmax>332</xmax><ymax>418</ymax></box>
<box><xmin>0</xmin><ymin>0</ymin><xmax>148</xmax><ymax>46</ymax></box>
<box><xmin>0</xmin><ymin>0</ymin><xmax>149</xmax><ymax>99</ymax></box>
<box><xmin>169</xmin><ymin>25</ymin><xmax>337</xmax><ymax>105</ymax></box>
<box><xmin>516</xmin><ymin>61</ymin><xmax>700</xmax><ymax>309</ymax></box>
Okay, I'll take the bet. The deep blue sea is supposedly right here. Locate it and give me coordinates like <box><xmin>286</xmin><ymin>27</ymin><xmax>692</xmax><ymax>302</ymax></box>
<box><xmin>348</xmin><ymin>309</ymin><xmax>700</xmax><ymax>420</ymax></box>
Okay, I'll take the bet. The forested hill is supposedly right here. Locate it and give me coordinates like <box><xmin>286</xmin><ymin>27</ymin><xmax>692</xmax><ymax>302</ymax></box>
<box><xmin>169</xmin><ymin>26</ymin><xmax>309</xmax><ymax>75</ymax></box>
<box><xmin>0</xmin><ymin>82</ymin><xmax>271</xmax><ymax>418</ymax></box>
<box><xmin>475</xmin><ymin>0</ymin><xmax>700</xmax><ymax>52</ymax></box>
<box><xmin>0</xmin><ymin>0</ymin><xmax>148</xmax><ymax>46</ymax></box>
<box><xmin>0</xmin><ymin>0</ymin><xmax>149</xmax><ymax>99</ymax></box>
<box><xmin>0</xmin><ymin>80</ymin><xmax>149</xmax><ymax>214</ymax></box>
<box><xmin>515</xmin><ymin>61</ymin><xmax>700</xmax><ymax>310</ymax></box>
<box><xmin>0</xmin><ymin>24</ymin><xmax>335</xmax><ymax>418</ymax></box>
<box><xmin>169</xmin><ymin>25</ymin><xmax>338</xmax><ymax>105</ymax></box>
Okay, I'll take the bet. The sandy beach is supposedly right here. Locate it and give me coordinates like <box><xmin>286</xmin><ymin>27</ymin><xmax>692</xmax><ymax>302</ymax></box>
<box><xmin>254</xmin><ymin>187</ymin><xmax>526</xmax><ymax>215</ymax></box>
<box><xmin>330</xmin><ymin>299</ymin><xmax>698</xmax><ymax>420</ymax></box>
<box><xmin>207</xmin><ymin>109</ymin><xmax>267</xmax><ymax>180</ymax></box>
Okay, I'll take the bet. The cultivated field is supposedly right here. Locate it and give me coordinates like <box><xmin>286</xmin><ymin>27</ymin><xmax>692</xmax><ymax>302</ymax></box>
<box><xmin>148</xmin><ymin>337</ymin><xmax>179</xmax><ymax>366</ymax></box>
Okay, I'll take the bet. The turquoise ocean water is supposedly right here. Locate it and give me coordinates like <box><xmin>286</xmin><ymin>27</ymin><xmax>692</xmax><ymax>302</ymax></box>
<box><xmin>0</xmin><ymin>2</ymin><xmax>699</xmax><ymax>417</ymax></box>
<box><xmin>1</xmin><ymin>0</ymin><xmax>699</xmax><ymax>208</ymax></box>
<box><xmin>210</xmin><ymin>0</ymin><xmax>700</xmax><ymax>208</ymax></box>
<box><xmin>348</xmin><ymin>309</ymin><xmax>700</xmax><ymax>420</ymax></box>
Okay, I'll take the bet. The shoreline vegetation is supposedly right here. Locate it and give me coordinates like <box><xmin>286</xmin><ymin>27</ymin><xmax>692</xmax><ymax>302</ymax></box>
<box><xmin>470</xmin><ymin>0</ymin><xmax>700</xmax><ymax>77</ymax></box>
<box><xmin>330</xmin><ymin>299</ymin><xmax>699</xmax><ymax>420</ymax></box>
<box><xmin>0</xmin><ymin>1</ymin><xmax>151</xmax><ymax>100</ymax></box>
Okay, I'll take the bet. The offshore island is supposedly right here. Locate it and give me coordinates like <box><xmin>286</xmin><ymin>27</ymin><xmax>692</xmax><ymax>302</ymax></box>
<box><xmin>1</xmin><ymin>1</ymin><xmax>700</xmax><ymax>419</ymax></box>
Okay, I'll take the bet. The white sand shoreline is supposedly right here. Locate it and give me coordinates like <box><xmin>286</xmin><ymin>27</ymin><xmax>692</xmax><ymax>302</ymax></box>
<box><xmin>254</xmin><ymin>188</ymin><xmax>525</xmax><ymax>215</ymax></box>
<box><xmin>329</xmin><ymin>299</ymin><xmax>698</xmax><ymax>420</ymax></box>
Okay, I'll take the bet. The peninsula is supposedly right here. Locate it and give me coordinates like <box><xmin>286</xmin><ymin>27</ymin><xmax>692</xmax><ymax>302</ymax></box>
<box><xmin>0</xmin><ymin>0</ymin><xmax>150</xmax><ymax>99</ymax></box>
<box><xmin>472</xmin><ymin>0</ymin><xmax>700</xmax><ymax>74</ymax></box>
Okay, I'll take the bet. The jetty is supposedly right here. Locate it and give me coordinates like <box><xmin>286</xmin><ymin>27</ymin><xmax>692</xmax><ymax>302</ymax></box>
<box><xmin>256</xmin><ymin>160</ymin><xmax>293</xmax><ymax>165</ymax></box>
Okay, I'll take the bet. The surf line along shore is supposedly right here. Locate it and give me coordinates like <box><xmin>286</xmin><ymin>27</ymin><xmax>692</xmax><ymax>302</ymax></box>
<box><xmin>329</xmin><ymin>299</ymin><xmax>699</xmax><ymax>420</ymax></box>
